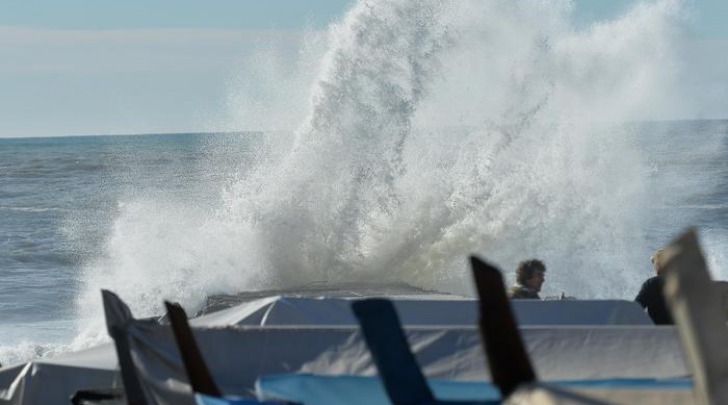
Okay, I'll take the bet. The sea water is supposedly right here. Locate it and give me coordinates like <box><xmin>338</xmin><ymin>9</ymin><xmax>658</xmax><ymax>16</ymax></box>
<box><xmin>0</xmin><ymin>133</ymin><xmax>264</xmax><ymax>360</ymax></box>
<box><xmin>1</xmin><ymin>0</ymin><xmax>726</xmax><ymax>365</ymax></box>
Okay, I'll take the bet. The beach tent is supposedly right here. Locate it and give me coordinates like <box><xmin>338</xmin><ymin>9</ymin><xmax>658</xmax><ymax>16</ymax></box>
<box><xmin>0</xmin><ymin>295</ymin><xmax>655</xmax><ymax>405</ymax></box>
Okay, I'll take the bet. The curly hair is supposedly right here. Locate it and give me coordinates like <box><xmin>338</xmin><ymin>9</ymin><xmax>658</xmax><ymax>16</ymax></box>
<box><xmin>515</xmin><ymin>259</ymin><xmax>546</xmax><ymax>285</ymax></box>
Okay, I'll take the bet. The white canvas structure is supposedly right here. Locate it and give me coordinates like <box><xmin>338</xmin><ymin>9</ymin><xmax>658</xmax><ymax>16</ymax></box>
<box><xmin>128</xmin><ymin>324</ymin><xmax>686</xmax><ymax>404</ymax></box>
<box><xmin>193</xmin><ymin>296</ymin><xmax>653</xmax><ymax>327</ymax></box>
<box><xmin>120</xmin><ymin>293</ymin><xmax>681</xmax><ymax>405</ymax></box>
<box><xmin>0</xmin><ymin>343</ymin><xmax>119</xmax><ymax>405</ymax></box>
<box><xmin>0</xmin><ymin>295</ymin><xmax>660</xmax><ymax>405</ymax></box>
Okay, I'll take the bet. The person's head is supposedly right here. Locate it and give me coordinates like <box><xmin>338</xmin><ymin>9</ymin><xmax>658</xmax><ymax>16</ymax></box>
<box><xmin>651</xmin><ymin>249</ymin><xmax>665</xmax><ymax>275</ymax></box>
<box><xmin>516</xmin><ymin>259</ymin><xmax>546</xmax><ymax>292</ymax></box>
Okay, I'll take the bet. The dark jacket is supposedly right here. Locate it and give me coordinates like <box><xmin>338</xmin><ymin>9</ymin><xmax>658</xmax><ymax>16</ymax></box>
<box><xmin>635</xmin><ymin>276</ymin><xmax>674</xmax><ymax>325</ymax></box>
<box><xmin>508</xmin><ymin>284</ymin><xmax>541</xmax><ymax>300</ymax></box>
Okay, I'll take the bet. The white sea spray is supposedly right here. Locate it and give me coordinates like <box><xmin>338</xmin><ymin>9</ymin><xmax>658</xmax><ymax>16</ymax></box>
<box><xmin>62</xmin><ymin>0</ymin><xmax>689</xmax><ymax>355</ymax></box>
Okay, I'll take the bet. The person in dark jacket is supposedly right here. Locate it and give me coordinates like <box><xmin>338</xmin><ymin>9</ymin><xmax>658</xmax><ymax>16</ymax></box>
<box><xmin>635</xmin><ymin>249</ymin><xmax>674</xmax><ymax>325</ymax></box>
<box><xmin>508</xmin><ymin>259</ymin><xmax>546</xmax><ymax>299</ymax></box>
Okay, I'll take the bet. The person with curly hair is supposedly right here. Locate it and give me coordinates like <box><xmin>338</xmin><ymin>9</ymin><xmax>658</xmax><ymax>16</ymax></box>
<box><xmin>508</xmin><ymin>259</ymin><xmax>546</xmax><ymax>300</ymax></box>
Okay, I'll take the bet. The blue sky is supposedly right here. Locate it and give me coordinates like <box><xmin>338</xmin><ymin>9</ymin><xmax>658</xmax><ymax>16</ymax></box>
<box><xmin>1</xmin><ymin>0</ymin><xmax>727</xmax><ymax>137</ymax></box>
<box><xmin>0</xmin><ymin>1</ymin><xmax>354</xmax><ymax>30</ymax></box>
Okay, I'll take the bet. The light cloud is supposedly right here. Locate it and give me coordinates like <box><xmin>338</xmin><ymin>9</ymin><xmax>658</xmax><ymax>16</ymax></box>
<box><xmin>1</xmin><ymin>15</ymin><xmax>727</xmax><ymax>137</ymax></box>
<box><xmin>0</xmin><ymin>26</ymin><xmax>315</xmax><ymax>137</ymax></box>
<box><xmin>0</xmin><ymin>26</ymin><xmax>304</xmax><ymax>74</ymax></box>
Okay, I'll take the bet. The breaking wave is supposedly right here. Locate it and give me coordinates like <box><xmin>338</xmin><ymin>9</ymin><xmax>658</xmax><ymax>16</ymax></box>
<box><xmin>69</xmin><ymin>0</ymin><xmax>687</xmax><ymax>350</ymax></box>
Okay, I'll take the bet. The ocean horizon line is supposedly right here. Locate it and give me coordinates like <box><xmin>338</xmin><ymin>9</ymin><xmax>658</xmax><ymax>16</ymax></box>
<box><xmin>0</xmin><ymin>130</ymin><xmax>268</xmax><ymax>142</ymax></box>
<box><xmin>3</xmin><ymin>117</ymin><xmax>728</xmax><ymax>141</ymax></box>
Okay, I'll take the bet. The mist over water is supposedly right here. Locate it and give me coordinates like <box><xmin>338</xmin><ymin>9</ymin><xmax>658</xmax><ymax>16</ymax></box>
<box><xmin>221</xmin><ymin>0</ymin><xmax>685</xmax><ymax>296</ymax></box>
<box><xmin>38</xmin><ymin>0</ymin><xmax>697</xmax><ymax>357</ymax></box>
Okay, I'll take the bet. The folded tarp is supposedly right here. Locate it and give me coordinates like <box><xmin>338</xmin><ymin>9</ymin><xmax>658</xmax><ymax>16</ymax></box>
<box><xmin>125</xmin><ymin>324</ymin><xmax>686</xmax><ymax>404</ymax></box>
<box><xmin>192</xmin><ymin>296</ymin><xmax>653</xmax><ymax>327</ymax></box>
<box><xmin>0</xmin><ymin>343</ymin><xmax>119</xmax><ymax>405</ymax></box>
<box><xmin>255</xmin><ymin>374</ymin><xmax>693</xmax><ymax>405</ymax></box>
<box><xmin>510</xmin><ymin>300</ymin><xmax>652</xmax><ymax>326</ymax></box>
<box><xmin>0</xmin><ymin>296</ymin><xmax>654</xmax><ymax>405</ymax></box>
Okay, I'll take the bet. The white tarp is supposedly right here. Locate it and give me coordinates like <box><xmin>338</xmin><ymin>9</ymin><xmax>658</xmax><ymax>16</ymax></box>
<box><xmin>193</xmin><ymin>296</ymin><xmax>653</xmax><ymax>327</ymax></box>
<box><xmin>127</xmin><ymin>323</ymin><xmax>686</xmax><ymax>405</ymax></box>
<box><xmin>0</xmin><ymin>295</ymin><xmax>656</xmax><ymax>405</ymax></box>
<box><xmin>0</xmin><ymin>343</ymin><xmax>119</xmax><ymax>405</ymax></box>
